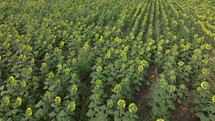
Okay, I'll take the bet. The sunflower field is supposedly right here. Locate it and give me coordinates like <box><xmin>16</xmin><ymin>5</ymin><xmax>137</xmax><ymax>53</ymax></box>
<box><xmin>0</xmin><ymin>0</ymin><xmax>215</xmax><ymax>121</ymax></box>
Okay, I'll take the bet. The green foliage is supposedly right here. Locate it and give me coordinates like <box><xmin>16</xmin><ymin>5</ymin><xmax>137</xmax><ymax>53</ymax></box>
<box><xmin>0</xmin><ymin>0</ymin><xmax>215</xmax><ymax>121</ymax></box>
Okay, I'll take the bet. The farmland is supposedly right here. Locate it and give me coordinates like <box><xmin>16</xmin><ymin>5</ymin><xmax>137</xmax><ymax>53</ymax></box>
<box><xmin>0</xmin><ymin>0</ymin><xmax>215</xmax><ymax>121</ymax></box>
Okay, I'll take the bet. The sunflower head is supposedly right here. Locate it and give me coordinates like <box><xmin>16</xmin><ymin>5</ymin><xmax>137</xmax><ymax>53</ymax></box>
<box><xmin>128</xmin><ymin>103</ymin><xmax>138</xmax><ymax>113</ymax></box>
<box><xmin>114</xmin><ymin>84</ymin><xmax>122</xmax><ymax>93</ymax></box>
<box><xmin>212</xmin><ymin>95</ymin><xmax>215</xmax><ymax>103</ymax></box>
<box><xmin>200</xmin><ymin>81</ymin><xmax>209</xmax><ymax>90</ymax></box>
<box><xmin>156</xmin><ymin>118</ymin><xmax>164</xmax><ymax>121</ymax></box>
<box><xmin>68</xmin><ymin>101</ymin><xmax>76</xmax><ymax>111</ymax></box>
<box><xmin>55</xmin><ymin>96</ymin><xmax>61</xmax><ymax>105</ymax></box>
<box><xmin>26</xmin><ymin>108</ymin><xmax>33</xmax><ymax>116</ymax></box>
<box><xmin>118</xmin><ymin>99</ymin><xmax>126</xmax><ymax>109</ymax></box>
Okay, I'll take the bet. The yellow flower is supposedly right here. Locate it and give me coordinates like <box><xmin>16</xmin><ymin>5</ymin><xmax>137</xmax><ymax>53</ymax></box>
<box><xmin>45</xmin><ymin>91</ymin><xmax>51</xmax><ymax>99</ymax></box>
<box><xmin>114</xmin><ymin>84</ymin><xmax>122</xmax><ymax>93</ymax></box>
<box><xmin>48</xmin><ymin>71</ymin><xmax>54</xmax><ymax>79</ymax></box>
<box><xmin>96</xmin><ymin>66</ymin><xmax>102</xmax><ymax>72</ymax></box>
<box><xmin>212</xmin><ymin>95</ymin><xmax>215</xmax><ymax>103</ymax></box>
<box><xmin>55</xmin><ymin>96</ymin><xmax>61</xmax><ymax>105</ymax></box>
<box><xmin>9</xmin><ymin>76</ymin><xmax>17</xmax><ymax>87</ymax></box>
<box><xmin>165</xmin><ymin>49</ymin><xmax>170</xmax><ymax>54</ymax></box>
<box><xmin>65</xmin><ymin>68</ymin><xmax>71</xmax><ymax>74</ymax></box>
<box><xmin>16</xmin><ymin>97</ymin><xmax>22</xmax><ymax>106</ymax></box>
<box><xmin>146</xmin><ymin>47</ymin><xmax>151</xmax><ymax>51</ymax></box>
<box><xmin>27</xmin><ymin>45</ymin><xmax>33</xmax><ymax>51</ymax></box>
<box><xmin>197</xmin><ymin>87</ymin><xmax>202</xmax><ymax>91</ymax></box>
<box><xmin>202</xmin><ymin>68</ymin><xmax>209</xmax><ymax>75</ymax></box>
<box><xmin>158</xmin><ymin>46</ymin><xmax>162</xmax><ymax>51</ymax></box>
<box><xmin>128</xmin><ymin>103</ymin><xmax>138</xmax><ymax>113</ymax></box>
<box><xmin>96</xmin><ymin>57</ymin><xmax>102</xmax><ymax>63</ymax></box>
<box><xmin>156</xmin><ymin>118</ymin><xmax>164</xmax><ymax>121</ymax></box>
<box><xmin>72</xmin><ymin>58</ymin><xmax>77</xmax><ymax>64</ymax></box>
<box><xmin>21</xmin><ymin>81</ymin><xmax>27</xmax><ymax>88</ymax></box>
<box><xmin>205</xmin><ymin>43</ymin><xmax>212</xmax><ymax>50</ymax></box>
<box><xmin>201</xmin><ymin>81</ymin><xmax>209</xmax><ymax>90</ymax></box>
<box><xmin>31</xmin><ymin>58</ymin><xmax>35</xmax><ymax>64</ymax></box>
<box><xmin>178</xmin><ymin>61</ymin><xmax>185</xmax><ymax>67</ymax></box>
<box><xmin>170</xmin><ymin>75</ymin><xmax>176</xmax><ymax>80</ymax></box>
<box><xmin>26</xmin><ymin>108</ymin><xmax>32</xmax><ymax>116</ymax></box>
<box><xmin>106</xmin><ymin>51</ymin><xmax>111</xmax><ymax>59</ymax></box>
<box><xmin>48</xmin><ymin>44</ymin><xmax>52</xmax><ymax>50</ymax></box>
<box><xmin>83</xmin><ymin>42</ymin><xmax>89</xmax><ymax>50</ymax></box>
<box><xmin>3</xmin><ymin>96</ymin><xmax>10</xmax><ymax>106</ymax></box>
<box><xmin>60</xmin><ymin>41</ymin><xmax>64</xmax><ymax>47</ymax></box>
<box><xmin>118</xmin><ymin>99</ymin><xmax>126</xmax><ymax>108</ymax></box>
<box><xmin>41</xmin><ymin>62</ymin><xmax>47</xmax><ymax>68</ymax></box>
<box><xmin>28</xmin><ymin>67</ymin><xmax>33</xmax><ymax>73</ymax></box>
<box><xmin>54</xmin><ymin>47</ymin><xmax>60</xmax><ymax>53</ymax></box>
<box><xmin>68</xmin><ymin>101</ymin><xmax>76</xmax><ymax>111</ymax></box>
<box><xmin>44</xmin><ymin>53</ymin><xmax>50</xmax><ymax>60</ymax></box>
<box><xmin>138</xmin><ymin>65</ymin><xmax>144</xmax><ymax>72</ymax></box>
<box><xmin>96</xmin><ymin>79</ymin><xmax>102</xmax><ymax>87</ymax></box>
<box><xmin>194</xmin><ymin>49</ymin><xmax>201</xmax><ymax>55</ymax></box>
<box><xmin>57</xmin><ymin>64</ymin><xmax>62</xmax><ymax>70</ymax></box>
<box><xmin>169</xmin><ymin>85</ymin><xmax>176</xmax><ymax>92</ymax></box>
<box><xmin>71</xmin><ymin>84</ymin><xmax>78</xmax><ymax>93</ymax></box>
<box><xmin>202</xmin><ymin>59</ymin><xmax>208</xmax><ymax>64</ymax></box>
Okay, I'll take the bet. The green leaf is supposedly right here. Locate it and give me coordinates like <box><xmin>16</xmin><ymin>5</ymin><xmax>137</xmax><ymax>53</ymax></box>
<box><xmin>100</xmin><ymin>105</ymin><xmax>107</xmax><ymax>110</ymax></box>
<box><xmin>197</xmin><ymin>113</ymin><xmax>210</xmax><ymax>121</ymax></box>
<box><xmin>35</xmin><ymin>100</ymin><xmax>44</xmax><ymax>108</ymax></box>
<box><xmin>210</xmin><ymin>105</ymin><xmax>215</xmax><ymax>113</ymax></box>
<box><xmin>114</xmin><ymin>110</ymin><xmax>119</xmax><ymax>115</ymax></box>
<box><xmin>209</xmin><ymin>114</ymin><xmax>215</xmax><ymax>121</ymax></box>
<box><xmin>58</xmin><ymin>110</ymin><xmax>67</xmax><ymax>117</ymax></box>
<box><xmin>86</xmin><ymin>109</ymin><xmax>95</xmax><ymax>117</ymax></box>
<box><xmin>0</xmin><ymin>85</ymin><xmax>4</xmax><ymax>91</ymax></box>
<box><xmin>122</xmin><ymin>116</ymin><xmax>131</xmax><ymax>121</ymax></box>
<box><xmin>114</xmin><ymin>116</ymin><xmax>121</xmax><ymax>121</ymax></box>
<box><xmin>168</xmin><ymin>101</ymin><xmax>175</xmax><ymax>110</ymax></box>
<box><xmin>49</xmin><ymin>111</ymin><xmax>56</xmax><ymax>117</ymax></box>
<box><xmin>0</xmin><ymin>118</ymin><xmax>5</xmax><ymax>121</ymax></box>
<box><xmin>152</xmin><ymin>105</ymin><xmax>159</xmax><ymax>115</ymax></box>
<box><xmin>35</xmin><ymin>108</ymin><xmax>43</xmax><ymax>118</ymax></box>
<box><xmin>95</xmin><ymin>111</ymin><xmax>108</xmax><ymax>121</ymax></box>
<box><xmin>1</xmin><ymin>91</ymin><xmax>7</xmax><ymax>96</ymax></box>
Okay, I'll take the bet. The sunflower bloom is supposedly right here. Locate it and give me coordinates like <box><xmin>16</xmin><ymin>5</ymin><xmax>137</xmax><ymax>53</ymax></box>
<box><xmin>118</xmin><ymin>100</ymin><xmax>126</xmax><ymax>108</ymax></box>
<box><xmin>3</xmin><ymin>96</ymin><xmax>10</xmax><ymax>106</ymax></box>
<box><xmin>212</xmin><ymin>95</ymin><xmax>215</xmax><ymax>103</ymax></box>
<box><xmin>71</xmin><ymin>84</ymin><xmax>78</xmax><ymax>93</ymax></box>
<box><xmin>95</xmin><ymin>79</ymin><xmax>102</xmax><ymax>87</ymax></box>
<box><xmin>68</xmin><ymin>101</ymin><xmax>76</xmax><ymax>111</ymax></box>
<box><xmin>128</xmin><ymin>103</ymin><xmax>138</xmax><ymax>113</ymax></box>
<box><xmin>197</xmin><ymin>87</ymin><xmax>202</xmax><ymax>91</ymax></box>
<box><xmin>16</xmin><ymin>97</ymin><xmax>22</xmax><ymax>106</ymax></box>
<box><xmin>156</xmin><ymin>118</ymin><xmax>164</xmax><ymax>121</ymax></box>
<box><xmin>26</xmin><ymin>108</ymin><xmax>33</xmax><ymax>116</ymax></box>
<box><xmin>200</xmin><ymin>81</ymin><xmax>209</xmax><ymax>90</ymax></box>
<box><xmin>114</xmin><ymin>84</ymin><xmax>122</xmax><ymax>93</ymax></box>
<box><xmin>55</xmin><ymin>96</ymin><xmax>61</xmax><ymax>105</ymax></box>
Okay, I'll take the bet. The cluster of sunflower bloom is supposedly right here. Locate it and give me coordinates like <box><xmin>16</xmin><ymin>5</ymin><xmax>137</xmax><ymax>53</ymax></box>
<box><xmin>117</xmin><ymin>99</ymin><xmax>165</xmax><ymax>121</ymax></box>
<box><xmin>55</xmin><ymin>96</ymin><xmax>76</xmax><ymax>111</ymax></box>
<box><xmin>3</xmin><ymin>96</ymin><xmax>76</xmax><ymax>117</ymax></box>
<box><xmin>117</xmin><ymin>100</ymin><xmax>138</xmax><ymax>114</ymax></box>
<box><xmin>198</xmin><ymin>21</ymin><xmax>215</xmax><ymax>38</ymax></box>
<box><xmin>3</xmin><ymin>96</ymin><xmax>33</xmax><ymax>117</ymax></box>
